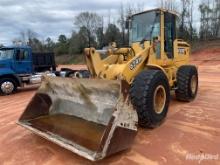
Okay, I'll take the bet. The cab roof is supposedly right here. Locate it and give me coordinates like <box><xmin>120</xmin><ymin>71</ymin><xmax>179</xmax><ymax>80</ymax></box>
<box><xmin>132</xmin><ymin>8</ymin><xmax>179</xmax><ymax>17</ymax></box>
<box><xmin>0</xmin><ymin>45</ymin><xmax>31</xmax><ymax>49</ymax></box>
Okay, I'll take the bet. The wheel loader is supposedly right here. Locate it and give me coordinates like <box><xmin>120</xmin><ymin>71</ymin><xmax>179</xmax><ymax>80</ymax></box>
<box><xmin>18</xmin><ymin>8</ymin><xmax>198</xmax><ymax>161</ymax></box>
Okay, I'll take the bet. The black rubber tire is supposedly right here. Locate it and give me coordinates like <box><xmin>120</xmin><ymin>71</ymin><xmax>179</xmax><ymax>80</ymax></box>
<box><xmin>130</xmin><ymin>70</ymin><xmax>170</xmax><ymax>128</ymax></box>
<box><xmin>67</xmin><ymin>72</ymin><xmax>76</xmax><ymax>78</ymax></box>
<box><xmin>81</xmin><ymin>70</ymin><xmax>91</xmax><ymax>78</ymax></box>
<box><xmin>0</xmin><ymin>78</ymin><xmax>17</xmax><ymax>95</ymax></box>
<box><xmin>67</xmin><ymin>70</ymin><xmax>90</xmax><ymax>78</ymax></box>
<box><xmin>175</xmin><ymin>65</ymin><xmax>198</xmax><ymax>102</ymax></box>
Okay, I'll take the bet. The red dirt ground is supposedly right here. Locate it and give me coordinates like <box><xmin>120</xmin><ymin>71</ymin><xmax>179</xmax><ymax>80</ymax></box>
<box><xmin>0</xmin><ymin>48</ymin><xmax>220</xmax><ymax>165</ymax></box>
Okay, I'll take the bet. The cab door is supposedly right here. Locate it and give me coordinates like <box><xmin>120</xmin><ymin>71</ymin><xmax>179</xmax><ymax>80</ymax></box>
<box><xmin>164</xmin><ymin>12</ymin><xmax>176</xmax><ymax>59</ymax></box>
<box><xmin>13</xmin><ymin>48</ymin><xmax>33</xmax><ymax>74</ymax></box>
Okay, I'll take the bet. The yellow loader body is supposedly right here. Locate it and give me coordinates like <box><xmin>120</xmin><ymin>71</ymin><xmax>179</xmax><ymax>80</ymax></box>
<box><xmin>18</xmin><ymin>8</ymin><xmax>198</xmax><ymax>161</ymax></box>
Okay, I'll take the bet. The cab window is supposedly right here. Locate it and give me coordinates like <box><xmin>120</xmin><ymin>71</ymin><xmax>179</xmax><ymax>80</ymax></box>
<box><xmin>16</xmin><ymin>49</ymin><xmax>29</xmax><ymax>61</ymax></box>
<box><xmin>164</xmin><ymin>12</ymin><xmax>176</xmax><ymax>59</ymax></box>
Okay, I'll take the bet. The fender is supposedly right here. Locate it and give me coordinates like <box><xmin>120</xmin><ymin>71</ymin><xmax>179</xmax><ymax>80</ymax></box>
<box><xmin>0</xmin><ymin>68</ymin><xmax>15</xmax><ymax>75</ymax></box>
<box><xmin>145</xmin><ymin>64</ymin><xmax>167</xmax><ymax>76</ymax></box>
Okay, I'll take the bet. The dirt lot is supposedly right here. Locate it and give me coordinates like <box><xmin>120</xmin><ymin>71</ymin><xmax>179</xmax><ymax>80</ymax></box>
<box><xmin>0</xmin><ymin>48</ymin><xmax>220</xmax><ymax>165</ymax></box>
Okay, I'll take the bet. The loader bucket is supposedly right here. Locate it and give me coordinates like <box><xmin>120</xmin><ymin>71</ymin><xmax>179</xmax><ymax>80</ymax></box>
<box><xmin>18</xmin><ymin>76</ymin><xmax>138</xmax><ymax>161</ymax></box>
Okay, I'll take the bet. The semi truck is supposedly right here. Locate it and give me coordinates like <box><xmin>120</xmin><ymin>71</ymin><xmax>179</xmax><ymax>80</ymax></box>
<box><xmin>0</xmin><ymin>46</ymin><xmax>89</xmax><ymax>95</ymax></box>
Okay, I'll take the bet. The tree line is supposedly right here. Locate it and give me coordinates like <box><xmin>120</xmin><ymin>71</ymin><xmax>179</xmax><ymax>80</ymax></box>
<box><xmin>159</xmin><ymin>0</ymin><xmax>220</xmax><ymax>41</ymax></box>
<box><xmin>199</xmin><ymin>0</ymin><xmax>220</xmax><ymax>40</ymax></box>
<box><xmin>10</xmin><ymin>3</ymin><xmax>143</xmax><ymax>57</ymax></box>
<box><xmin>10</xmin><ymin>0</ymin><xmax>220</xmax><ymax>58</ymax></box>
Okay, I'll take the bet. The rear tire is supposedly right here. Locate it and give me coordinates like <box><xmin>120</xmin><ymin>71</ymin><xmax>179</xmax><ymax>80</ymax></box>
<box><xmin>175</xmin><ymin>65</ymin><xmax>198</xmax><ymax>102</ymax></box>
<box><xmin>0</xmin><ymin>78</ymin><xmax>17</xmax><ymax>95</ymax></box>
<box><xmin>130</xmin><ymin>70</ymin><xmax>170</xmax><ymax>128</ymax></box>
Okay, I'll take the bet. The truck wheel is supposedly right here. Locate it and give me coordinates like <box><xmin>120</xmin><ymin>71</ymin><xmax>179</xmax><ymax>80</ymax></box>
<box><xmin>0</xmin><ymin>78</ymin><xmax>17</xmax><ymax>95</ymax></box>
<box><xmin>67</xmin><ymin>72</ymin><xmax>83</xmax><ymax>78</ymax></box>
<box><xmin>74</xmin><ymin>71</ymin><xmax>83</xmax><ymax>78</ymax></box>
<box><xmin>67</xmin><ymin>72</ymin><xmax>76</xmax><ymax>78</ymax></box>
<box><xmin>130</xmin><ymin>70</ymin><xmax>170</xmax><ymax>128</ymax></box>
<box><xmin>81</xmin><ymin>70</ymin><xmax>91</xmax><ymax>78</ymax></box>
<box><xmin>175</xmin><ymin>65</ymin><xmax>198</xmax><ymax>102</ymax></box>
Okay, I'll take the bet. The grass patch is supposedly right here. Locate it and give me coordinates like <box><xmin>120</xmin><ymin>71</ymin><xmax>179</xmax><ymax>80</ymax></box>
<box><xmin>55</xmin><ymin>40</ymin><xmax>220</xmax><ymax>64</ymax></box>
<box><xmin>55</xmin><ymin>54</ymin><xmax>85</xmax><ymax>64</ymax></box>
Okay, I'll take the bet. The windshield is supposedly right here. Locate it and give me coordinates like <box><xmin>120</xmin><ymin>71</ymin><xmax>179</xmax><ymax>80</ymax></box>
<box><xmin>130</xmin><ymin>11</ymin><xmax>160</xmax><ymax>43</ymax></box>
<box><xmin>0</xmin><ymin>49</ymin><xmax>14</xmax><ymax>60</ymax></box>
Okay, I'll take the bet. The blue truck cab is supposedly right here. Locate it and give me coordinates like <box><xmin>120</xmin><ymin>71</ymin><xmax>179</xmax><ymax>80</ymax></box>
<box><xmin>0</xmin><ymin>46</ymin><xmax>33</xmax><ymax>74</ymax></box>
<box><xmin>0</xmin><ymin>46</ymin><xmax>56</xmax><ymax>95</ymax></box>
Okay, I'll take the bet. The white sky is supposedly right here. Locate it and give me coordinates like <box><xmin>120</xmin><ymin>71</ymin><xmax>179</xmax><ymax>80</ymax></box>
<box><xmin>0</xmin><ymin>0</ymin><xmax>201</xmax><ymax>45</ymax></box>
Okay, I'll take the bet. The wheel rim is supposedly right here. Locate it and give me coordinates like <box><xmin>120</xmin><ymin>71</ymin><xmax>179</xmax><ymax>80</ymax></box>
<box><xmin>153</xmin><ymin>85</ymin><xmax>166</xmax><ymax>114</ymax></box>
<box><xmin>190</xmin><ymin>75</ymin><xmax>197</xmax><ymax>95</ymax></box>
<box><xmin>1</xmin><ymin>81</ymin><xmax>14</xmax><ymax>94</ymax></box>
<box><xmin>74</xmin><ymin>72</ymin><xmax>83</xmax><ymax>78</ymax></box>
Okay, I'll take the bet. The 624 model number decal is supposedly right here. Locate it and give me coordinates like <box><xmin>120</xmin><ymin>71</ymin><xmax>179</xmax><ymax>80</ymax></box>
<box><xmin>130</xmin><ymin>57</ymin><xmax>142</xmax><ymax>70</ymax></box>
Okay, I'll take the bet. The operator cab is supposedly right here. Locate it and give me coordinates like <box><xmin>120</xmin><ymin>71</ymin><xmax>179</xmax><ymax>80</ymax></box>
<box><xmin>128</xmin><ymin>8</ymin><xmax>184</xmax><ymax>60</ymax></box>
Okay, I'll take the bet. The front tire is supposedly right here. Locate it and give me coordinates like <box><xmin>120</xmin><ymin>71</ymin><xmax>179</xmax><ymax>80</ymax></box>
<box><xmin>0</xmin><ymin>78</ymin><xmax>17</xmax><ymax>95</ymax></box>
<box><xmin>130</xmin><ymin>70</ymin><xmax>170</xmax><ymax>128</ymax></box>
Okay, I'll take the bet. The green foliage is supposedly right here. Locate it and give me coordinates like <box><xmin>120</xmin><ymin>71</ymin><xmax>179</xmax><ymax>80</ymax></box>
<box><xmin>58</xmin><ymin>35</ymin><xmax>67</xmax><ymax>43</ymax></box>
<box><xmin>199</xmin><ymin>0</ymin><xmax>220</xmax><ymax>40</ymax></box>
<box><xmin>11</xmin><ymin>2</ymin><xmax>220</xmax><ymax>65</ymax></box>
<box><xmin>69</xmin><ymin>27</ymin><xmax>97</xmax><ymax>55</ymax></box>
<box><xmin>96</xmin><ymin>27</ymin><xmax>105</xmax><ymax>49</ymax></box>
<box><xmin>74</xmin><ymin>12</ymin><xmax>102</xmax><ymax>47</ymax></box>
<box><xmin>29</xmin><ymin>38</ymin><xmax>44</xmax><ymax>52</ymax></box>
<box><xmin>105</xmin><ymin>24</ymin><xmax>122</xmax><ymax>45</ymax></box>
<box><xmin>54</xmin><ymin>34</ymin><xmax>69</xmax><ymax>56</ymax></box>
<box><xmin>45</xmin><ymin>37</ymin><xmax>55</xmax><ymax>52</ymax></box>
<box><xmin>68</xmin><ymin>31</ymin><xmax>80</xmax><ymax>54</ymax></box>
